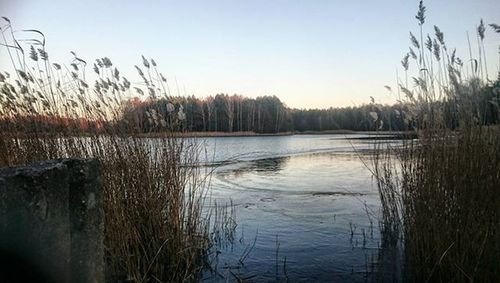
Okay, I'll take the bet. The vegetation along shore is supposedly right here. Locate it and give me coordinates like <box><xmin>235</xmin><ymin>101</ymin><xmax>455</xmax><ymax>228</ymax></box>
<box><xmin>0</xmin><ymin>0</ymin><xmax>499</xmax><ymax>282</ymax></box>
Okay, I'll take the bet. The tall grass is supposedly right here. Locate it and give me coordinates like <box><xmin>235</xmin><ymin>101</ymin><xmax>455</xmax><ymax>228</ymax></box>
<box><xmin>374</xmin><ymin>2</ymin><xmax>500</xmax><ymax>282</ymax></box>
<box><xmin>0</xmin><ymin>17</ymin><xmax>216</xmax><ymax>282</ymax></box>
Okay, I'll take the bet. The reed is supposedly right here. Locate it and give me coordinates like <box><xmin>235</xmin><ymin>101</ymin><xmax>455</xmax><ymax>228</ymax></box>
<box><xmin>373</xmin><ymin>2</ymin><xmax>500</xmax><ymax>282</ymax></box>
<box><xmin>0</xmin><ymin>18</ymin><xmax>215</xmax><ymax>282</ymax></box>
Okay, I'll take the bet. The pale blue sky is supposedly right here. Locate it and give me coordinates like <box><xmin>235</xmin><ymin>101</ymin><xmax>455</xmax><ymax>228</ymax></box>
<box><xmin>1</xmin><ymin>0</ymin><xmax>499</xmax><ymax>108</ymax></box>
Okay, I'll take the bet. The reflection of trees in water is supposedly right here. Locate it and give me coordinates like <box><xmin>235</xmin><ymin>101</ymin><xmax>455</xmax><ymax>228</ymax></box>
<box><xmin>229</xmin><ymin>157</ymin><xmax>290</xmax><ymax>177</ymax></box>
<box><xmin>252</xmin><ymin>157</ymin><xmax>289</xmax><ymax>173</ymax></box>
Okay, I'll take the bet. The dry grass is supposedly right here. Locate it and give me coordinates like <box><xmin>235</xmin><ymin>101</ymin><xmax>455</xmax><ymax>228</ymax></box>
<box><xmin>376</xmin><ymin>127</ymin><xmax>500</xmax><ymax>282</ymax></box>
<box><xmin>373</xmin><ymin>2</ymin><xmax>500</xmax><ymax>282</ymax></box>
<box><xmin>0</xmin><ymin>18</ymin><xmax>219</xmax><ymax>282</ymax></box>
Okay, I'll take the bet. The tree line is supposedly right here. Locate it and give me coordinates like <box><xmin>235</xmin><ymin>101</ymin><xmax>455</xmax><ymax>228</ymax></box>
<box><xmin>2</xmin><ymin>81</ymin><xmax>497</xmax><ymax>135</ymax></box>
<box><xmin>119</xmin><ymin>80</ymin><xmax>500</xmax><ymax>134</ymax></box>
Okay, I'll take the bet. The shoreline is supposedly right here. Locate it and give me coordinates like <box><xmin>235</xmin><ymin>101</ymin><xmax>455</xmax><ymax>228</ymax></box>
<box><xmin>141</xmin><ymin>130</ymin><xmax>416</xmax><ymax>138</ymax></box>
<box><xmin>3</xmin><ymin>130</ymin><xmax>418</xmax><ymax>139</ymax></box>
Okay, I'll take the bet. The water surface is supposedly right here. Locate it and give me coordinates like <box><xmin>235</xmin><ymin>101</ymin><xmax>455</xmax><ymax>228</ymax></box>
<box><xmin>199</xmin><ymin>134</ymin><xmax>401</xmax><ymax>282</ymax></box>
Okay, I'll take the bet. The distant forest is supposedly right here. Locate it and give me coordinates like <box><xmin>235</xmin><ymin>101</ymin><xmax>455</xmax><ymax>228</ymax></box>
<box><xmin>121</xmin><ymin>80</ymin><xmax>500</xmax><ymax>133</ymax></box>
<box><xmin>122</xmin><ymin>94</ymin><xmax>395</xmax><ymax>133</ymax></box>
<box><xmin>3</xmin><ymin>81</ymin><xmax>497</xmax><ymax>135</ymax></box>
<box><xmin>3</xmin><ymin>85</ymin><xmax>498</xmax><ymax>135</ymax></box>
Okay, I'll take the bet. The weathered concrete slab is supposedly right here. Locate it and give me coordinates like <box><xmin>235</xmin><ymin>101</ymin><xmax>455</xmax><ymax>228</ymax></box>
<box><xmin>66</xmin><ymin>159</ymin><xmax>103</xmax><ymax>283</ymax></box>
<box><xmin>0</xmin><ymin>159</ymin><xmax>103</xmax><ymax>283</ymax></box>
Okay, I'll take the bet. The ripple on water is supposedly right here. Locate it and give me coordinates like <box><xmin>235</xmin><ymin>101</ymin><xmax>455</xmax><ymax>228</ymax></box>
<box><xmin>201</xmin><ymin>134</ymin><xmax>399</xmax><ymax>282</ymax></box>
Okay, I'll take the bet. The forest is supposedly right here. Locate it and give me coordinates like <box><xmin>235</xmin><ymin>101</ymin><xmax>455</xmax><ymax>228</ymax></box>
<box><xmin>120</xmin><ymin>80</ymin><xmax>500</xmax><ymax>133</ymax></box>
<box><xmin>2</xmin><ymin>81</ymin><xmax>498</xmax><ymax>134</ymax></box>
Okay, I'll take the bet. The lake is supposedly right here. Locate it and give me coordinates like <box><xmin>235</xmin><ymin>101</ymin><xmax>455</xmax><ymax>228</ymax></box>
<box><xmin>197</xmin><ymin>134</ymin><xmax>403</xmax><ymax>282</ymax></box>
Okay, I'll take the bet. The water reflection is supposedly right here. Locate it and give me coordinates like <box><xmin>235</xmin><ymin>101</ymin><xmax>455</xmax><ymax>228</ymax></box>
<box><xmin>253</xmin><ymin>157</ymin><xmax>289</xmax><ymax>172</ymax></box>
<box><xmin>229</xmin><ymin>157</ymin><xmax>290</xmax><ymax>178</ymax></box>
<box><xmin>375</xmin><ymin>233</ymin><xmax>404</xmax><ymax>282</ymax></box>
<box><xmin>200</xmin><ymin>134</ymin><xmax>402</xmax><ymax>282</ymax></box>
<box><xmin>198</xmin><ymin>133</ymin><xmax>402</xmax><ymax>164</ymax></box>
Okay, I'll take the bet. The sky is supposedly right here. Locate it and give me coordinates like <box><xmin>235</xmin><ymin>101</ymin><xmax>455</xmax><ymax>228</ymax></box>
<box><xmin>0</xmin><ymin>0</ymin><xmax>499</xmax><ymax>109</ymax></box>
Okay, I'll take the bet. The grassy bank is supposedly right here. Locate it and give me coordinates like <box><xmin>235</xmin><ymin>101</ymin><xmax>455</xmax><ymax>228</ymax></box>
<box><xmin>373</xmin><ymin>2</ymin><xmax>500</xmax><ymax>282</ymax></box>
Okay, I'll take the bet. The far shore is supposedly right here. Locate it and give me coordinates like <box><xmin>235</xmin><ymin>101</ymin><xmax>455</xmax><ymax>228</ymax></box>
<box><xmin>140</xmin><ymin>130</ymin><xmax>417</xmax><ymax>138</ymax></box>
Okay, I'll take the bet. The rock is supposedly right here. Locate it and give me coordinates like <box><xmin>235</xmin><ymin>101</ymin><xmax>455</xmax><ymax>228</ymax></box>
<box><xmin>0</xmin><ymin>159</ymin><xmax>103</xmax><ymax>283</ymax></box>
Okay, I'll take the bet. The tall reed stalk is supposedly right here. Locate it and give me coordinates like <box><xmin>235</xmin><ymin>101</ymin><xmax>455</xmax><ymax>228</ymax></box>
<box><xmin>0</xmin><ymin>18</ymin><xmax>215</xmax><ymax>282</ymax></box>
<box><xmin>373</xmin><ymin>2</ymin><xmax>500</xmax><ymax>282</ymax></box>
